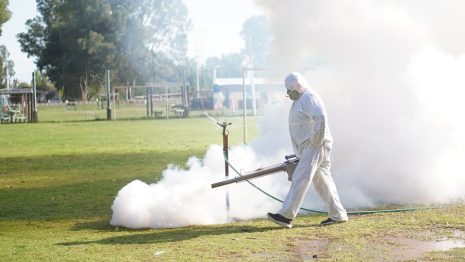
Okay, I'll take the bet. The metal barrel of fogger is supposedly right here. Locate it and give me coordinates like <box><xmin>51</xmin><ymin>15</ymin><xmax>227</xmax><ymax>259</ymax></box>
<box><xmin>211</xmin><ymin>163</ymin><xmax>287</xmax><ymax>188</ymax></box>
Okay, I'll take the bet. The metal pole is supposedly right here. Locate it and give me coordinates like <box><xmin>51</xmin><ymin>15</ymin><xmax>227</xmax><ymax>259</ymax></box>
<box><xmin>250</xmin><ymin>65</ymin><xmax>257</xmax><ymax>116</ymax></box>
<box><xmin>182</xmin><ymin>68</ymin><xmax>188</xmax><ymax>109</ymax></box>
<box><xmin>112</xmin><ymin>79</ymin><xmax>116</xmax><ymax>120</ymax></box>
<box><xmin>84</xmin><ymin>68</ymin><xmax>88</xmax><ymax>121</ymax></box>
<box><xmin>218</xmin><ymin>122</ymin><xmax>232</xmax><ymax>216</ymax></box>
<box><xmin>106</xmin><ymin>70</ymin><xmax>112</xmax><ymax>120</ymax></box>
<box><xmin>182</xmin><ymin>68</ymin><xmax>186</xmax><ymax>107</ymax></box>
<box><xmin>32</xmin><ymin>72</ymin><xmax>38</xmax><ymax>122</ymax></box>
<box><xmin>242</xmin><ymin>68</ymin><xmax>247</xmax><ymax>144</ymax></box>
<box><xmin>149</xmin><ymin>87</ymin><xmax>153</xmax><ymax>117</ymax></box>
<box><xmin>27</xmin><ymin>93</ymin><xmax>32</xmax><ymax>122</ymax></box>
<box><xmin>224</xmin><ymin>124</ymin><xmax>230</xmax><ymax>215</ymax></box>
<box><xmin>165</xmin><ymin>85</ymin><xmax>169</xmax><ymax>120</ymax></box>
<box><xmin>146</xmin><ymin>87</ymin><xmax>150</xmax><ymax>118</ymax></box>
<box><xmin>196</xmin><ymin>62</ymin><xmax>200</xmax><ymax>98</ymax></box>
<box><xmin>6</xmin><ymin>67</ymin><xmax>9</xmax><ymax>89</ymax></box>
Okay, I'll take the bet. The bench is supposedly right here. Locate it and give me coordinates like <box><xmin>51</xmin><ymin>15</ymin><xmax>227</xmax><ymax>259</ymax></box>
<box><xmin>172</xmin><ymin>109</ymin><xmax>185</xmax><ymax>117</ymax></box>
<box><xmin>1</xmin><ymin>114</ymin><xmax>9</xmax><ymax>123</ymax></box>
<box><xmin>65</xmin><ymin>101</ymin><xmax>77</xmax><ymax>111</ymax></box>
<box><xmin>1</xmin><ymin>110</ymin><xmax>26</xmax><ymax>123</ymax></box>
<box><xmin>154</xmin><ymin>111</ymin><xmax>164</xmax><ymax>118</ymax></box>
<box><xmin>14</xmin><ymin>113</ymin><xmax>26</xmax><ymax>123</ymax></box>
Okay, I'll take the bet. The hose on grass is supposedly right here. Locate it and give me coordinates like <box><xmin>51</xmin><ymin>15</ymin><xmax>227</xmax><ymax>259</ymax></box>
<box><xmin>222</xmin><ymin>152</ymin><xmax>439</xmax><ymax>215</ymax></box>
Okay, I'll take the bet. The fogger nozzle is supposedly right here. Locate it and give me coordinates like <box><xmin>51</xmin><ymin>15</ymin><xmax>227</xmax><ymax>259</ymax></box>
<box><xmin>211</xmin><ymin>155</ymin><xmax>299</xmax><ymax>188</ymax></box>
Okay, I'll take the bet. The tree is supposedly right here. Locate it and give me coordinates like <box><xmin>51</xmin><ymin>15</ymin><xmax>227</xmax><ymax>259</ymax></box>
<box><xmin>16</xmin><ymin>17</ymin><xmax>45</xmax><ymax>60</ymax></box>
<box><xmin>110</xmin><ymin>0</ymin><xmax>190</xmax><ymax>86</ymax></box>
<box><xmin>0</xmin><ymin>1</ymin><xmax>12</xmax><ymax>88</ymax></box>
<box><xmin>202</xmin><ymin>16</ymin><xmax>272</xmax><ymax>80</ymax></box>
<box><xmin>0</xmin><ymin>45</ymin><xmax>14</xmax><ymax>88</ymax></box>
<box><xmin>184</xmin><ymin>57</ymin><xmax>213</xmax><ymax>92</ymax></box>
<box><xmin>205</xmin><ymin>53</ymin><xmax>244</xmax><ymax>78</ymax></box>
<box><xmin>240</xmin><ymin>15</ymin><xmax>272</xmax><ymax>67</ymax></box>
<box><xmin>34</xmin><ymin>70</ymin><xmax>54</xmax><ymax>91</ymax></box>
<box><xmin>18</xmin><ymin>0</ymin><xmax>116</xmax><ymax>98</ymax></box>
<box><xmin>32</xmin><ymin>69</ymin><xmax>59</xmax><ymax>102</ymax></box>
<box><xmin>17</xmin><ymin>0</ymin><xmax>190</xmax><ymax>99</ymax></box>
<box><xmin>0</xmin><ymin>0</ymin><xmax>10</xmax><ymax>36</ymax></box>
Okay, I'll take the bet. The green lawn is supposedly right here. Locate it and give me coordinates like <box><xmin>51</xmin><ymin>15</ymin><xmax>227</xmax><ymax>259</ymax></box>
<box><xmin>1</xmin><ymin>117</ymin><xmax>464</xmax><ymax>261</ymax></box>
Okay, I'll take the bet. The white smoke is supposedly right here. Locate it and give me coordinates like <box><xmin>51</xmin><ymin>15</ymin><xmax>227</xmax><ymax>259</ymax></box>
<box><xmin>256</xmin><ymin>0</ymin><xmax>465</xmax><ymax>206</ymax></box>
<box><xmin>110</xmin><ymin>102</ymin><xmax>299</xmax><ymax>229</ymax></box>
<box><xmin>111</xmin><ymin>0</ymin><xmax>465</xmax><ymax>229</ymax></box>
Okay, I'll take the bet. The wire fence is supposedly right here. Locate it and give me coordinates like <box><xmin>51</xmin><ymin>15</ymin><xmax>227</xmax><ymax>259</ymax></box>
<box><xmin>31</xmin><ymin>97</ymin><xmax>265</xmax><ymax>123</ymax></box>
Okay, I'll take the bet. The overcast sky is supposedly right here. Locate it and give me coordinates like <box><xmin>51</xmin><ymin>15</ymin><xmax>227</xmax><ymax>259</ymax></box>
<box><xmin>0</xmin><ymin>0</ymin><xmax>263</xmax><ymax>82</ymax></box>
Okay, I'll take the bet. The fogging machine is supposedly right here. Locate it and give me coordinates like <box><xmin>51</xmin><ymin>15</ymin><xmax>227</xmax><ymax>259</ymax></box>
<box><xmin>211</xmin><ymin>154</ymin><xmax>299</xmax><ymax>188</ymax></box>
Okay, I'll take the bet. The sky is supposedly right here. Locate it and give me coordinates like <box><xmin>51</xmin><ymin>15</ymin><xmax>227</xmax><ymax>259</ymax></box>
<box><xmin>0</xmin><ymin>0</ymin><xmax>37</xmax><ymax>83</ymax></box>
<box><xmin>0</xmin><ymin>0</ymin><xmax>263</xmax><ymax>83</ymax></box>
<box><xmin>183</xmin><ymin>0</ymin><xmax>263</xmax><ymax>60</ymax></box>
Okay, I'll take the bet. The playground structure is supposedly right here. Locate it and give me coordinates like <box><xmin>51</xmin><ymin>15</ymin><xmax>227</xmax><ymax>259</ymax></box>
<box><xmin>0</xmin><ymin>89</ymin><xmax>37</xmax><ymax>123</ymax></box>
<box><xmin>101</xmin><ymin>70</ymin><xmax>191</xmax><ymax>120</ymax></box>
<box><xmin>0</xmin><ymin>72</ymin><xmax>39</xmax><ymax>124</ymax></box>
<box><xmin>100</xmin><ymin>69</ymin><xmax>285</xmax><ymax>125</ymax></box>
<box><xmin>111</xmin><ymin>82</ymin><xmax>189</xmax><ymax>120</ymax></box>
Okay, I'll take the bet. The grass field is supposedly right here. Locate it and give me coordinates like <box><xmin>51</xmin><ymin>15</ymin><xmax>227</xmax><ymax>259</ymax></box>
<box><xmin>1</xmin><ymin>114</ymin><xmax>465</xmax><ymax>261</ymax></box>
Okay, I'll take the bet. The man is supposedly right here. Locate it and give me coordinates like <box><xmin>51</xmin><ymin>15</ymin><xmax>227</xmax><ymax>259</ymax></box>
<box><xmin>267</xmin><ymin>72</ymin><xmax>348</xmax><ymax>228</ymax></box>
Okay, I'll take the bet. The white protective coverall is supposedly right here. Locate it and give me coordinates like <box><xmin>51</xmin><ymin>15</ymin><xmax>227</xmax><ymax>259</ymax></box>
<box><xmin>279</xmin><ymin>88</ymin><xmax>348</xmax><ymax>222</ymax></box>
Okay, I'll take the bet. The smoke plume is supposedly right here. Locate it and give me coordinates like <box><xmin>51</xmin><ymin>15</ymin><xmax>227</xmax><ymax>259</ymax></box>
<box><xmin>110</xmin><ymin>104</ymin><xmax>297</xmax><ymax>229</ymax></box>
<box><xmin>256</xmin><ymin>0</ymin><xmax>465</xmax><ymax>205</ymax></box>
<box><xmin>111</xmin><ymin>0</ymin><xmax>465</xmax><ymax>228</ymax></box>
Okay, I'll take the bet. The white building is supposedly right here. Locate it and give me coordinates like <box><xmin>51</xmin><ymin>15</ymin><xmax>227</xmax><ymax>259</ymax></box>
<box><xmin>212</xmin><ymin>77</ymin><xmax>283</xmax><ymax>114</ymax></box>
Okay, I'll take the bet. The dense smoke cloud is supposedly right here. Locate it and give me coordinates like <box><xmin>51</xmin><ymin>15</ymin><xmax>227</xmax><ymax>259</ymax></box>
<box><xmin>110</xmin><ymin>102</ymin><xmax>300</xmax><ymax>228</ymax></box>
<box><xmin>111</xmin><ymin>0</ymin><xmax>465</xmax><ymax>228</ymax></box>
<box><xmin>257</xmin><ymin>0</ymin><xmax>465</xmax><ymax>205</ymax></box>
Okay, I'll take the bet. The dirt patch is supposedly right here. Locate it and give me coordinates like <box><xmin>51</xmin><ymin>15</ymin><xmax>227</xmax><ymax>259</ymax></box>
<box><xmin>289</xmin><ymin>239</ymin><xmax>331</xmax><ymax>260</ymax></box>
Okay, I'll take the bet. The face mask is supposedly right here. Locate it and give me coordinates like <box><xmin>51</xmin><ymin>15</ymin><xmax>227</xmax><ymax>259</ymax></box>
<box><xmin>287</xmin><ymin>89</ymin><xmax>301</xmax><ymax>101</ymax></box>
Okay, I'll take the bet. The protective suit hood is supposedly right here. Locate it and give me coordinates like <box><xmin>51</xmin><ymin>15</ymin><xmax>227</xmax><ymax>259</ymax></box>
<box><xmin>285</xmin><ymin>72</ymin><xmax>308</xmax><ymax>101</ymax></box>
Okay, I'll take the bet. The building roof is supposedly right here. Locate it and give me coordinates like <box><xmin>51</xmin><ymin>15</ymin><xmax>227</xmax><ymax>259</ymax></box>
<box><xmin>214</xmin><ymin>78</ymin><xmax>282</xmax><ymax>86</ymax></box>
<box><xmin>0</xmin><ymin>88</ymin><xmax>33</xmax><ymax>94</ymax></box>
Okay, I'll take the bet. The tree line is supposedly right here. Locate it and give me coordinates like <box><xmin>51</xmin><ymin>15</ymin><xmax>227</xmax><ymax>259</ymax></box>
<box><xmin>7</xmin><ymin>0</ymin><xmax>271</xmax><ymax>100</ymax></box>
<box><xmin>0</xmin><ymin>0</ymin><xmax>13</xmax><ymax>89</ymax></box>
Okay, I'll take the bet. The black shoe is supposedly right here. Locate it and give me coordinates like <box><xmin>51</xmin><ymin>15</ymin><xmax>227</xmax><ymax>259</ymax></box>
<box><xmin>267</xmin><ymin>213</ymin><xmax>292</xmax><ymax>228</ymax></box>
<box><xmin>320</xmin><ymin>217</ymin><xmax>347</xmax><ymax>226</ymax></box>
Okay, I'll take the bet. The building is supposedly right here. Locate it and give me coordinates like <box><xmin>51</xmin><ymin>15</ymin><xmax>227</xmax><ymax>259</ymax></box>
<box><xmin>212</xmin><ymin>77</ymin><xmax>283</xmax><ymax>114</ymax></box>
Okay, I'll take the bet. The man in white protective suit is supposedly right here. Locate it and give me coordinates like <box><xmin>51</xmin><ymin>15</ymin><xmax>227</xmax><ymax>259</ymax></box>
<box><xmin>267</xmin><ymin>72</ymin><xmax>348</xmax><ymax>228</ymax></box>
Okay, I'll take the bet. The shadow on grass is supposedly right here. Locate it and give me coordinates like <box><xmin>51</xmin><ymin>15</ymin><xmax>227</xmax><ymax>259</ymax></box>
<box><xmin>57</xmin><ymin>224</ymin><xmax>280</xmax><ymax>246</ymax></box>
<box><xmin>0</xmin><ymin>150</ymin><xmax>203</xmax><ymax>221</ymax></box>
<box><xmin>69</xmin><ymin>216</ymin><xmax>321</xmax><ymax>232</ymax></box>
<box><xmin>56</xmin><ymin>214</ymin><xmax>322</xmax><ymax>246</ymax></box>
